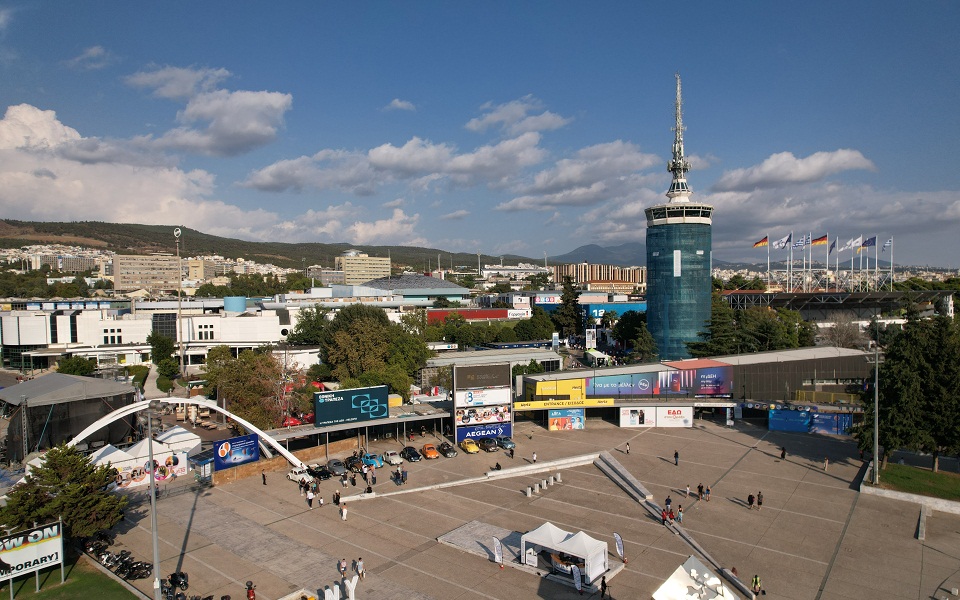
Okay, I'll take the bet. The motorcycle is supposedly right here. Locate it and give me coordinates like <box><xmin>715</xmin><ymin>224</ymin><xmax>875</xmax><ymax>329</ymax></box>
<box><xmin>245</xmin><ymin>581</ymin><xmax>256</xmax><ymax>600</ymax></box>
<box><xmin>168</xmin><ymin>571</ymin><xmax>189</xmax><ymax>591</ymax></box>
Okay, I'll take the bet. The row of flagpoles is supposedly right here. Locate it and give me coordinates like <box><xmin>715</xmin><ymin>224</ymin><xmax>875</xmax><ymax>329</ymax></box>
<box><xmin>751</xmin><ymin>232</ymin><xmax>895</xmax><ymax>291</ymax></box>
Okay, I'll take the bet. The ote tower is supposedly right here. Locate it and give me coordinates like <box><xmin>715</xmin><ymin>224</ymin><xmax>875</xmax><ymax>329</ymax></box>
<box><xmin>644</xmin><ymin>74</ymin><xmax>713</xmax><ymax>360</ymax></box>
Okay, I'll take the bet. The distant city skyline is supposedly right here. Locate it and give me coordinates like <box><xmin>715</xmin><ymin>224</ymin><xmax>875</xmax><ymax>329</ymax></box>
<box><xmin>0</xmin><ymin>2</ymin><xmax>958</xmax><ymax>267</ymax></box>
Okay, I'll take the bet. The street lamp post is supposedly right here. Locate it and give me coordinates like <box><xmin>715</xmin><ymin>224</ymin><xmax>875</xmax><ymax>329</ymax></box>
<box><xmin>174</xmin><ymin>228</ymin><xmax>184</xmax><ymax>379</ymax></box>
<box><xmin>146</xmin><ymin>399</ymin><xmax>163</xmax><ymax>600</ymax></box>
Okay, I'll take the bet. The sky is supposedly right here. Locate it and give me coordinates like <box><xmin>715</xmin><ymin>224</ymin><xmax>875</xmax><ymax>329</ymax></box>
<box><xmin>0</xmin><ymin>2</ymin><xmax>958</xmax><ymax>268</ymax></box>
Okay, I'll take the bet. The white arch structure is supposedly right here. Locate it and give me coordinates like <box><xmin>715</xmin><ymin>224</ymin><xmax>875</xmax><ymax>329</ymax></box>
<box><xmin>68</xmin><ymin>397</ymin><xmax>306</xmax><ymax>469</ymax></box>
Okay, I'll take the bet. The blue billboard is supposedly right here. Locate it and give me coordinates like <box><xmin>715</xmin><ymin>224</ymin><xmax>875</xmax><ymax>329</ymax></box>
<box><xmin>456</xmin><ymin>422</ymin><xmax>513</xmax><ymax>443</ymax></box>
<box><xmin>585</xmin><ymin>366</ymin><xmax>733</xmax><ymax>397</ymax></box>
<box><xmin>548</xmin><ymin>409</ymin><xmax>585</xmax><ymax>430</ymax></box>
<box><xmin>314</xmin><ymin>385</ymin><xmax>389</xmax><ymax>427</ymax></box>
<box><xmin>768</xmin><ymin>409</ymin><xmax>812</xmax><ymax>432</ymax></box>
<box><xmin>213</xmin><ymin>434</ymin><xmax>260</xmax><ymax>470</ymax></box>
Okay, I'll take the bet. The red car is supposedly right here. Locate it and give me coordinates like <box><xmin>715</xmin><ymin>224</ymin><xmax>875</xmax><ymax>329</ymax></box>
<box><xmin>281</xmin><ymin>413</ymin><xmax>315</xmax><ymax>427</ymax></box>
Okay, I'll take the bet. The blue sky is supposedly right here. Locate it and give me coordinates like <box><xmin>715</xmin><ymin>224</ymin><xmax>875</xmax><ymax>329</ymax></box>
<box><xmin>1</xmin><ymin>2</ymin><xmax>958</xmax><ymax>267</ymax></box>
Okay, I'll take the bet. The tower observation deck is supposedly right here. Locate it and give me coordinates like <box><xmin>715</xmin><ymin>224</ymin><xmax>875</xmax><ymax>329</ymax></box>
<box><xmin>644</xmin><ymin>73</ymin><xmax>714</xmax><ymax>360</ymax></box>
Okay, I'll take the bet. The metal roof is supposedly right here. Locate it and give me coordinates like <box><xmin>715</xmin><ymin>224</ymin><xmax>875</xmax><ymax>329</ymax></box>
<box><xmin>426</xmin><ymin>347</ymin><xmax>562</xmax><ymax>368</ymax></box>
<box><xmin>361</xmin><ymin>274</ymin><xmax>469</xmax><ymax>293</ymax></box>
<box><xmin>709</xmin><ymin>346</ymin><xmax>869</xmax><ymax>365</ymax></box>
<box><xmin>0</xmin><ymin>373</ymin><xmax>135</xmax><ymax>407</ymax></box>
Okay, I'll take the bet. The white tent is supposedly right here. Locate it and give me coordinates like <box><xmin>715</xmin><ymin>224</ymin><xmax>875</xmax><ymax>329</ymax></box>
<box><xmin>652</xmin><ymin>555</ymin><xmax>741</xmax><ymax>600</ymax></box>
<box><xmin>519</xmin><ymin>523</ymin><xmax>609</xmax><ymax>584</ymax></box>
<box><xmin>90</xmin><ymin>444</ymin><xmax>134</xmax><ymax>465</ymax></box>
<box><xmin>155</xmin><ymin>426</ymin><xmax>202</xmax><ymax>456</ymax></box>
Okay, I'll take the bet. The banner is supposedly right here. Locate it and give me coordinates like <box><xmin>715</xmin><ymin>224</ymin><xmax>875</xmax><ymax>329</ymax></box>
<box><xmin>585</xmin><ymin>366</ymin><xmax>733</xmax><ymax>397</ymax></box>
<box><xmin>655</xmin><ymin>406</ymin><xmax>693</xmax><ymax>427</ymax></box>
<box><xmin>515</xmin><ymin>398</ymin><xmax>613</xmax><ymax>410</ymax></box>
<box><xmin>455</xmin><ymin>405</ymin><xmax>511</xmax><ymax>426</ymax></box>
<box><xmin>571</xmin><ymin>564</ymin><xmax>582</xmax><ymax>592</ymax></box>
<box><xmin>113</xmin><ymin>451</ymin><xmax>189</xmax><ymax>489</ymax></box>
<box><xmin>586</xmin><ymin>373</ymin><xmax>658</xmax><ymax>396</ymax></box>
<box><xmin>0</xmin><ymin>521</ymin><xmax>63</xmax><ymax>581</ymax></box>
<box><xmin>618</xmin><ymin>407</ymin><xmax>656</xmax><ymax>428</ymax></box>
<box><xmin>454</xmin><ymin>387</ymin><xmax>512</xmax><ymax>407</ymax></box>
<box><xmin>314</xmin><ymin>385</ymin><xmax>389</xmax><ymax>427</ymax></box>
<box><xmin>548</xmin><ymin>409</ymin><xmax>585</xmax><ymax>430</ymax></box>
<box><xmin>213</xmin><ymin>434</ymin><xmax>260</xmax><ymax>470</ymax></box>
<box><xmin>456</xmin><ymin>422</ymin><xmax>512</xmax><ymax>443</ymax></box>
<box><xmin>613</xmin><ymin>532</ymin><xmax>625</xmax><ymax>563</ymax></box>
<box><xmin>455</xmin><ymin>364</ymin><xmax>512</xmax><ymax>389</ymax></box>
<box><xmin>492</xmin><ymin>537</ymin><xmax>503</xmax><ymax>566</ymax></box>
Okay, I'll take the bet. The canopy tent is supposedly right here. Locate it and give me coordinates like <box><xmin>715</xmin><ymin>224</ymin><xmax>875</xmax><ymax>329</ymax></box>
<box><xmin>519</xmin><ymin>523</ymin><xmax>609</xmax><ymax>584</ymax></box>
<box><xmin>90</xmin><ymin>444</ymin><xmax>134</xmax><ymax>465</ymax></box>
<box><xmin>652</xmin><ymin>555</ymin><xmax>741</xmax><ymax>600</ymax></box>
<box><xmin>155</xmin><ymin>426</ymin><xmax>202</xmax><ymax>456</ymax></box>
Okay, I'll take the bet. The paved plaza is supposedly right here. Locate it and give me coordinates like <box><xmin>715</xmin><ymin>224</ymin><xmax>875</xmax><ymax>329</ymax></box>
<box><xmin>111</xmin><ymin>418</ymin><xmax>960</xmax><ymax>600</ymax></box>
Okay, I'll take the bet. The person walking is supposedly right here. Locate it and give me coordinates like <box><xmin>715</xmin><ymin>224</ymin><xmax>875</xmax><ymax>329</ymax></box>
<box><xmin>299</xmin><ymin>479</ymin><xmax>306</xmax><ymax>496</ymax></box>
<box><xmin>341</xmin><ymin>474</ymin><xmax>348</xmax><ymax>488</ymax></box>
<box><xmin>667</xmin><ymin>509</ymin><xmax>676</xmax><ymax>524</ymax></box>
<box><xmin>338</xmin><ymin>558</ymin><xmax>347</xmax><ymax>577</ymax></box>
<box><xmin>318</xmin><ymin>495</ymin><xmax>324</xmax><ymax>508</ymax></box>
<box><xmin>677</xmin><ymin>505</ymin><xmax>683</xmax><ymax>524</ymax></box>
<box><xmin>697</xmin><ymin>483</ymin><xmax>704</xmax><ymax>501</ymax></box>
<box><xmin>747</xmin><ymin>493</ymin><xmax>755</xmax><ymax>510</ymax></box>
<box><xmin>757</xmin><ymin>491</ymin><xmax>763</xmax><ymax>511</ymax></box>
<box><xmin>824</xmin><ymin>457</ymin><xmax>829</xmax><ymax>471</ymax></box>
<box><xmin>306</xmin><ymin>489</ymin><xmax>315</xmax><ymax>509</ymax></box>
<box><xmin>401</xmin><ymin>469</ymin><xmax>408</xmax><ymax>485</ymax></box>
<box><xmin>600</xmin><ymin>575</ymin><xmax>608</xmax><ymax>598</ymax></box>
<box><xmin>674</xmin><ymin>450</ymin><xmax>679</xmax><ymax>466</ymax></box>
<box><xmin>665</xmin><ymin>495</ymin><xmax>672</xmax><ymax>512</ymax></box>
<box><xmin>751</xmin><ymin>574</ymin><xmax>762</xmax><ymax>595</ymax></box>
<box><xmin>356</xmin><ymin>557</ymin><xmax>365</xmax><ymax>580</ymax></box>
<box><xmin>625</xmin><ymin>442</ymin><xmax>630</xmax><ymax>455</ymax></box>
<box><xmin>705</xmin><ymin>485</ymin><xmax>711</xmax><ymax>502</ymax></box>
<box><xmin>340</xmin><ymin>503</ymin><xmax>348</xmax><ymax>521</ymax></box>
<box><xmin>333</xmin><ymin>490</ymin><xmax>340</xmax><ymax>505</ymax></box>
<box><xmin>661</xmin><ymin>508</ymin><xmax>668</xmax><ymax>526</ymax></box>
<box><xmin>780</xmin><ymin>447</ymin><xmax>786</xmax><ymax>460</ymax></box>
<box><xmin>261</xmin><ymin>470</ymin><xmax>267</xmax><ymax>485</ymax></box>
<box><xmin>686</xmin><ymin>484</ymin><xmax>691</xmax><ymax>498</ymax></box>
<box><xmin>532</xmin><ymin>451</ymin><xmax>537</xmax><ymax>464</ymax></box>
<box><xmin>509</xmin><ymin>447</ymin><xmax>515</xmax><ymax>459</ymax></box>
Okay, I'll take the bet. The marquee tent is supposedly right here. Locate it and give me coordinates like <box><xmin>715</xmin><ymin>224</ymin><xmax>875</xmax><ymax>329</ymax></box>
<box><xmin>652</xmin><ymin>555</ymin><xmax>740</xmax><ymax>600</ymax></box>
<box><xmin>519</xmin><ymin>522</ymin><xmax>609</xmax><ymax>584</ymax></box>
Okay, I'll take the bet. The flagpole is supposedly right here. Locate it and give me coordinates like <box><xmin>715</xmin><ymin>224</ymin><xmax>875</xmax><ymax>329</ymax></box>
<box><xmin>850</xmin><ymin>241</ymin><xmax>855</xmax><ymax>292</ymax></box>
<box><xmin>789</xmin><ymin>231</ymin><xmax>794</xmax><ymax>292</ymax></box>
<box><xmin>890</xmin><ymin>237</ymin><xmax>894</xmax><ymax>291</ymax></box>
<box><xmin>874</xmin><ymin>235</ymin><xmax>879</xmax><ymax>292</ymax></box>
<box><xmin>825</xmin><ymin>232</ymin><xmax>829</xmax><ymax>291</ymax></box>
<box><xmin>766</xmin><ymin>234</ymin><xmax>770</xmax><ymax>291</ymax></box>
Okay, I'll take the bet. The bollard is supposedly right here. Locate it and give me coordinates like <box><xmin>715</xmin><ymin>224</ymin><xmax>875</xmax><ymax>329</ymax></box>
<box><xmin>534</xmin><ymin>483</ymin><xmax>540</xmax><ymax>493</ymax></box>
<box><xmin>542</xmin><ymin>479</ymin><xmax>548</xmax><ymax>488</ymax></box>
<box><xmin>526</xmin><ymin>486</ymin><xmax>533</xmax><ymax>497</ymax></box>
<box><xmin>556</xmin><ymin>472</ymin><xmax>562</xmax><ymax>483</ymax></box>
<box><xmin>548</xmin><ymin>475</ymin><xmax>555</xmax><ymax>485</ymax></box>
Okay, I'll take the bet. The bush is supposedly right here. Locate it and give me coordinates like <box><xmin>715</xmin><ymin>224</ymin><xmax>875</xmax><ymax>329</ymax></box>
<box><xmin>127</xmin><ymin>365</ymin><xmax>150</xmax><ymax>389</ymax></box>
<box><xmin>156</xmin><ymin>375</ymin><xmax>173</xmax><ymax>393</ymax></box>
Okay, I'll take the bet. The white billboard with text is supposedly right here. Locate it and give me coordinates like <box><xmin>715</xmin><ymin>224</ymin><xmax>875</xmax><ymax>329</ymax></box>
<box><xmin>656</xmin><ymin>406</ymin><xmax>693</xmax><ymax>427</ymax></box>
<box><xmin>455</xmin><ymin>387</ymin><xmax>512</xmax><ymax>407</ymax></box>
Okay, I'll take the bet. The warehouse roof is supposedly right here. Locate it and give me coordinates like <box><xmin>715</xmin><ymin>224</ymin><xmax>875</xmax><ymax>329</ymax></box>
<box><xmin>0</xmin><ymin>373</ymin><xmax>134</xmax><ymax>407</ymax></box>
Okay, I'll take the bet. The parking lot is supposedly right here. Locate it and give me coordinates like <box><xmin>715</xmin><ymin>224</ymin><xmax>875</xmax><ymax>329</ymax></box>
<box><xmin>109</xmin><ymin>418</ymin><xmax>960</xmax><ymax>600</ymax></box>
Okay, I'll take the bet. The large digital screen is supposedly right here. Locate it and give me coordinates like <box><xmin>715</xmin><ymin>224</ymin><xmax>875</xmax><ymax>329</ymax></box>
<box><xmin>314</xmin><ymin>385</ymin><xmax>389</xmax><ymax>427</ymax></box>
<box><xmin>455</xmin><ymin>364</ymin><xmax>512</xmax><ymax>389</ymax></box>
<box><xmin>213</xmin><ymin>434</ymin><xmax>260</xmax><ymax>470</ymax></box>
<box><xmin>455</xmin><ymin>405</ymin><xmax>511</xmax><ymax>426</ymax></box>
<box><xmin>585</xmin><ymin>366</ymin><xmax>733</xmax><ymax>397</ymax></box>
<box><xmin>548</xmin><ymin>409</ymin><xmax>585</xmax><ymax>430</ymax></box>
<box><xmin>454</xmin><ymin>387</ymin><xmax>512</xmax><ymax>407</ymax></box>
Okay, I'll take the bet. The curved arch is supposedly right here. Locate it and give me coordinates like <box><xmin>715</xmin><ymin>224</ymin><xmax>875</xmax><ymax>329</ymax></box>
<box><xmin>68</xmin><ymin>398</ymin><xmax>306</xmax><ymax>469</ymax></box>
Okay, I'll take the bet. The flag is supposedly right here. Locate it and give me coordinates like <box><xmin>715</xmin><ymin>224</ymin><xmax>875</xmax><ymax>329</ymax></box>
<box><xmin>752</xmin><ymin>236</ymin><xmax>768</xmax><ymax>248</ymax></box>
<box><xmin>492</xmin><ymin>537</ymin><xmax>503</xmax><ymax>567</ymax></box>
<box><xmin>772</xmin><ymin>233</ymin><xmax>792</xmax><ymax>250</ymax></box>
<box><xmin>792</xmin><ymin>234</ymin><xmax>809</xmax><ymax>249</ymax></box>
<box><xmin>858</xmin><ymin>236</ymin><xmax>877</xmax><ymax>253</ymax></box>
<box><xmin>840</xmin><ymin>235</ymin><xmax>862</xmax><ymax>252</ymax></box>
<box><xmin>882</xmin><ymin>238</ymin><xmax>893</xmax><ymax>252</ymax></box>
<box><xmin>571</xmin><ymin>565</ymin><xmax>582</xmax><ymax>593</ymax></box>
<box><xmin>811</xmin><ymin>235</ymin><xmax>828</xmax><ymax>246</ymax></box>
<box><xmin>614</xmin><ymin>533</ymin><xmax>626</xmax><ymax>563</ymax></box>
<box><xmin>829</xmin><ymin>238</ymin><xmax>837</xmax><ymax>255</ymax></box>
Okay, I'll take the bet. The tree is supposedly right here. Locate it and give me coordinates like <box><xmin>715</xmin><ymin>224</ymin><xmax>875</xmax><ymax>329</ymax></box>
<box><xmin>147</xmin><ymin>331</ymin><xmax>176</xmax><ymax>364</ymax></box>
<box><xmin>203</xmin><ymin>346</ymin><xmax>284</xmax><ymax>430</ymax></box>
<box><xmin>687</xmin><ymin>294</ymin><xmax>741</xmax><ymax>357</ymax></box>
<box><xmin>512</xmin><ymin>359</ymin><xmax>545</xmax><ymax>377</ymax></box>
<box><xmin>552</xmin><ymin>276</ymin><xmax>582</xmax><ymax>337</ymax></box>
<box><xmin>821</xmin><ymin>315</ymin><xmax>865</xmax><ymax>349</ymax></box>
<box><xmin>629</xmin><ymin>322</ymin><xmax>659</xmax><ymax>363</ymax></box>
<box><xmin>612</xmin><ymin>311</ymin><xmax>647</xmax><ymax>348</ymax></box>
<box><xmin>57</xmin><ymin>355</ymin><xmax>96</xmax><ymax>376</ymax></box>
<box><xmin>286</xmin><ymin>305</ymin><xmax>330</xmax><ymax>345</ymax></box>
<box><xmin>524</xmin><ymin>273</ymin><xmax>550</xmax><ymax>290</ymax></box>
<box><xmin>157</xmin><ymin>357</ymin><xmax>181</xmax><ymax>379</ymax></box>
<box><xmin>0</xmin><ymin>444</ymin><xmax>127</xmax><ymax>539</ymax></box>
<box><xmin>599</xmin><ymin>310</ymin><xmax>619</xmax><ymax>330</ymax></box>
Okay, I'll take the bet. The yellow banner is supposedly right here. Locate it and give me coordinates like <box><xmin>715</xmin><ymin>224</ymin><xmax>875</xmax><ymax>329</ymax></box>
<box><xmin>515</xmin><ymin>398</ymin><xmax>614</xmax><ymax>410</ymax></box>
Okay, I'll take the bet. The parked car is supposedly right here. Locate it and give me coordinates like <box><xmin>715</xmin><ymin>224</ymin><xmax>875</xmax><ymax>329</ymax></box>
<box><xmin>459</xmin><ymin>439</ymin><xmax>480</xmax><ymax>454</ymax></box>
<box><xmin>286</xmin><ymin>466</ymin><xmax>311</xmax><ymax>483</ymax></box>
<box><xmin>281</xmin><ymin>416</ymin><xmax>303</xmax><ymax>427</ymax></box>
<box><xmin>361</xmin><ymin>452</ymin><xmax>383</xmax><ymax>468</ymax></box>
<box><xmin>306</xmin><ymin>464</ymin><xmax>333</xmax><ymax>480</ymax></box>
<box><xmin>478</xmin><ymin>438</ymin><xmax>499</xmax><ymax>452</ymax></box>
<box><xmin>438</xmin><ymin>442</ymin><xmax>458</xmax><ymax>458</ymax></box>
<box><xmin>421</xmin><ymin>443</ymin><xmax>440</xmax><ymax>459</ymax></box>
<box><xmin>400</xmin><ymin>446</ymin><xmax>423</xmax><ymax>462</ymax></box>
<box><xmin>495</xmin><ymin>436</ymin><xmax>516</xmax><ymax>450</ymax></box>
<box><xmin>382</xmin><ymin>450</ymin><xmax>403</xmax><ymax>466</ymax></box>
<box><xmin>327</xmin><ymin>459</ymin><xmax>347</xmax><ymax>476</ymax></box>
<box><xmin>345</xmin><ymin>456</ymin><xmax>364</xmax><ymax>473</ymax></box>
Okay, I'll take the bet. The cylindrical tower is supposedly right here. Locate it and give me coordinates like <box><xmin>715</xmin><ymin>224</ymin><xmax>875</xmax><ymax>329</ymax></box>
<box><xmin>645</xmin><ymin>74</ymin><xmax>713</xmax><ymax>360</ymax></box>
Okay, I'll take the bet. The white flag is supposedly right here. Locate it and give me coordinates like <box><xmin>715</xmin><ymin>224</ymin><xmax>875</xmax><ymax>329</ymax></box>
<box><xmin>772</xmin><ymin>233</ymin><xmax>792</xmax><ymax>250</ymax></box>
<box><xmin>571</xmin><ymin>564</ymin><xmax>582</xmax><ymax>592</ymax></box>
<box><xmin>613</xmin><ymin>532</ymin><xmax>625</xmax><ymax>562</ymax></box>
<box><xmin>492</xmin><ymin>537</ymin><xmax>503</xmax><ymax>566</ymax></box>
<box><xmin>840</xmin><ymin>235</ymin><xmax>862</xmax><ymax>252</ymax></box>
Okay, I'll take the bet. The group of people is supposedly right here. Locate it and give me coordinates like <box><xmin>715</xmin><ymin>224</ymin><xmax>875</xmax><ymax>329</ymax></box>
<box><xmin>337</xmin><ymin>557</ymin><xmax>364</xmax><ymax>580</ymax></box>
<box><xmin>660</xmin><ymin>505</ymin><xmax>683</xmax><ymax>525</ymax></box>
<box><xmin>747</xmin><ymin>491</ymin><xmax>764</xmax><ymax>510</ymax></box>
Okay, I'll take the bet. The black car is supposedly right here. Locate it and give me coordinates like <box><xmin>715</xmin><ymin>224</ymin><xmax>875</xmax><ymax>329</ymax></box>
<box><xmin>478</xmin><ymin>438</ymin><xmax>499</xmax><ymax>452</ymax></box>
<box><xmin>438</xmin><ymin>442</ymin><xmax>458</xmax><ymax>458</ymax></box>
<box><xmin>400</xmin><ymin>446</ymin><xmax>422</xmax><ymax>462</ymax></box>
<box><xmin>306</xmin><ymin>465</ymin><xmax>333</xmax><ymax>480</ymax></box>
<box><xmin>345</xmin><ymin>456</ymin><xmax>364</xmax><ymax>473</ymax></box>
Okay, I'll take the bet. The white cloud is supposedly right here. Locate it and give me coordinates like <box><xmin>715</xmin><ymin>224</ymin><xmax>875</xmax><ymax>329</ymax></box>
<box><xmin>466</xmin><ymin>95</ymin><xmax>571</xmax><ymax>136</ymax></box>
<box><xmin>345</xmin><ymin>208</ymin><xmax>427</xmax><ymax>245</ymax></box>
<box><xmin>385</xmin><ymin>98</ymin><xmax>416</xmax><ymax>111</ymax></box>
<box><xmin>243</xmin><ymin>150</ymin><xmax>384</xmax><ymax>195</ymax></box>
<box><xmin>0</xmin><ymin>104</ymin><xmax>81</xmax><ymax>149</ymax></box>
<box><xmin>440</xmin><ymin>209</ymin><xmax>469</xmax><ymax>220</ymax></box>
<box><xmin>0</xmin><ymin>7</ymin><xmax>12</xmax><ymax>31</ymax></box>
<box><xmin>125</xmin><ymin>66</ymin><xmax>231</xmax><ymax>100</ymax></box>
<box><xmin>382</xmin><ymin>198</ymin><xmax>404</xmax><ymax>208</ymax></box>
<box><xmin>368</xmin><ymin>137</ymin><xmax>453</xmax><ymax>174</ymax></box>
<box><xmin>712</xmin><ymin>149</ymin><xmax>875</xmax><ymax>192</ymax></box>
<box><xmin>155</xmin><ymin>89</ymin><xmax>293</xmax><ymax>156</ymax></box>
<box><xmin>63</xmin><ymin>46</ymin><xmax>115</xmax><ymax>71</ymax></box>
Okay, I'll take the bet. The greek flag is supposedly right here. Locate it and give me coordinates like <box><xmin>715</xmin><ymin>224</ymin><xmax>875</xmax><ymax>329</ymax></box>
<box><xmin>882</xmin><ymin>238</ymin><xmax>893</xmax><ymax>252</ymax></box>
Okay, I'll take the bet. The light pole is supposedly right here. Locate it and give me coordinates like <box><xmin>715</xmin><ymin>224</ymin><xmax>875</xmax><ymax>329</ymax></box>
<box><xmin>145</xmin><ymin>399</ymin><xmax>163</xmax><ymax>600</ymax></box>
<box><xmin>174</xmin><ymin>228</ymin><xmax>184</xmax><ymax>379</ymax></box>
<box><xmin>872</xmin><ymin>320</ymin><xmax>881</xmax><ymax>485</ymax></box>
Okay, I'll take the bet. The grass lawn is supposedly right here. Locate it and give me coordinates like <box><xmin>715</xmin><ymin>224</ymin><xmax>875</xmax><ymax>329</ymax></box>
<box><xmin>0</xmin><ymin>552</ymin><xmax>135</xmax><ymax>600</ymax></box>
<box><xmin>878</xmin><ymin>462</ymin><xmax>960</xmax><ymax>501</ymax></box>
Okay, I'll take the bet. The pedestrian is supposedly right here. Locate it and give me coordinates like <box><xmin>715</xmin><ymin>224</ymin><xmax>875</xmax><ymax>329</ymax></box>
<box><xmin>668</xmin><ymin>509</ymin><xmax>675</xmax><ymax>524</ymax></box>
<box><xmin>509</xmin><ymin>447</ymin><xmax>515</xmax><ymax>459</ymax></box>
<box><xmin>661</xmin><ymin>508</ymin><xmax>668</xmax><ymax>526</ymax></box>
<box><xmin>823</xmin><ymin>457</ymin><xmax>829</xmax><ymax>471</ymax></box>
<box><xmin>731</xmin><ymin>567</ymin><xmax>739</xmax><ymax>578</ymax></box>
<box><xmin>747</xmin><ymin>493</ymin><xmax>755</xmax><ymax>509</ymax></box>
<box><xmin>697</xmin><ymin>483</ymin><xmax>704</xmax><ymax>500</ymax></box>
<box><xmin>665</xmin><ymin>495</ymin><xmax>672</xmax><ymax>511</ymax></box>
<box><xmin>401</xmin><ymin>469</ymin><xmax>408</xmax><ymax>485</ymax></box>
<box><xmin>780</xmin><ymin>447</ymin><xmax>786</xmax><ymax>460</ymax></box>
<box><xmin>751</xmin><ymin>574</ymin><xmax>762</xmax><ymax>595</ymax></box>
<box><xmin>859</xmin><ymin>448</ymin><xmax>864</xmax><ymax>460</ymax></box>
<box><xmin>686</xmin><ymin>484</ymin><xmax>691</xmax><ymax>498</ymax></box>
<box><xmin>757</xmin><ymin>491</ymin><xmax>763</xmax><ymax>511</ymax></box>
<box><xmin>261</xmin><ymin>470</ymin><xmax>267</xmax><ymax>485</ymax></box>
<box><xmin>677</xmin><ymin>505</ymin><xmax>683</xmax><ymax>524</ymax></box>
<box><xmin>674</xmin><ymin>450</ymin><xmax>679</xmax><ymax>466</ymax></box>
<box><xmin>299</xmin><ymin>479</ymin><xmax>306</xmax><ymax>496</ymax></box>
<box><xmin>340</xmin><ymin>503</ymin><xmax>348</xmax><ymax>521</ymax></box>
<box><xmin>600</xmin><ymin>575</ymin><xmax>608</xmax><ymax>598</ymax></box>
<box><xmin>318</xmin><ymin>495</ymin><xmax>324</xmax><ymax>508</ymax></box>
<box><xmin>350</xmin><ymin>473</ymin><xmax>357</xmax><ymax>487</ymax></box>
<box><xmin>372</xmin><ymin>472</ymin><xmax>377</xmax><ymax>485</ymax></box>
<box><xmin>625</xmin><ymin>442</ymin><xmax>630</xmax><ymax>455</ymax></box>
<box><xmin>705</xmin><ymin>485</ymin><xmax>711</xmax><ymax>502</ymax></box>
<box><xmin>306</xmin><ymin>489</ymin><xmax>315</xmax><ymax>509</ymax></box>
<box><xmin>339</xmin><ymin>558</ymin><xmax>347</xmax><ymax>577</ymax></box>
<box><xmin>333</xmin><ymin>490</ymin><xmax>340</xmax><ymax>505</ymax></box>
<box><xmin>341</xmin><ymin>474</ymin><xmax>348</xmax><ymax>488</ymax></box>
<box><xmin>357</xmin><ymin>557</ymin><xmax>365</xmax><ymax>579</ymax></box>
<box><xmin>532</xmin><ymin>451</ymin><xmax>537</xmax><ymax>463</ymax></box>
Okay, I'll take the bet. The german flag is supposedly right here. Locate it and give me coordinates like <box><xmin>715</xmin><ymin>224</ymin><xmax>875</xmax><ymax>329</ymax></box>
<box><xmin>811</xmin><ymin>235</ymin><xmax>828</xmax><ymax>246</ymax></box>
<box><xmin>752</xmin><ymin>236</ymin><xmax>768</xmax><ymax>248</ymax></box>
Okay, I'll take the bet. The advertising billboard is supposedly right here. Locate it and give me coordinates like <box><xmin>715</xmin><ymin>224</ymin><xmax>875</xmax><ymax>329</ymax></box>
<box><xmin>548</xmin><ymin>409</ymin><xmax>585</xmax><ymax>430</ymax></box>
<box><xmin>583</xmin><ymin>367</ymin><xmax>733</xmax><ymax>397</ymax></box>
<box><xmin>0</xmin><ymin>522</ymin><xmax>63</xmax><ymax>581</ymax></box>
<box><xmin>655</xmin><ymin>406</ymin><xmax>693</xmax><ymax>427</ymax></box>
<box><xmin>455</xmin><ymin>364</ymin><xmax>512</xmax><ymax>389</ymax></box>
<box><xmin>113</xmin><ymin>451</ymin><xmax>189</xmax><ymax>489</ymax></box>
<box><xmin>456</xmin><ymin>422</ymin><xmax>513</xmax><ymax>442</ymax></box>
<box><xmin>618</xmin><ymin>407</ymin><xmax>656</xmax><ymax>428</ymax></box>
<box><xmin>213</xmin><ymin>434</ymin><xmax>261</xmax><ymax>470</ymax></box>
<box><xmin>455</xmin><ymin>405</ymin><xmax>511</xmax><ymax>426</ymax></box>
<box><xmin>454</xmin><ymin>387</ymin><xmax>512</xmax><ymax>407</ymax></box>
<box><xmin>314</xmin><ymin>385</ymin><xmax>389</xmax><ymax>427</ymax></box>
<box><xmin>586</xmin><ymin>374</ymin><xmax>658</xmax><ymax>397</ymax></box>
<box><xmin>528</xmin><ymin>378</ymin><xmax>586</xmax><ymax>402</ymax></box>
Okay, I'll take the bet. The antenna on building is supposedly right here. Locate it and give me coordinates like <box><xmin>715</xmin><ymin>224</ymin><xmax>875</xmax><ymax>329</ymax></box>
<box><xmin>666</xmin><ymin>72</ymin><xmax>692</xmax><ymax>202</ymax></box>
